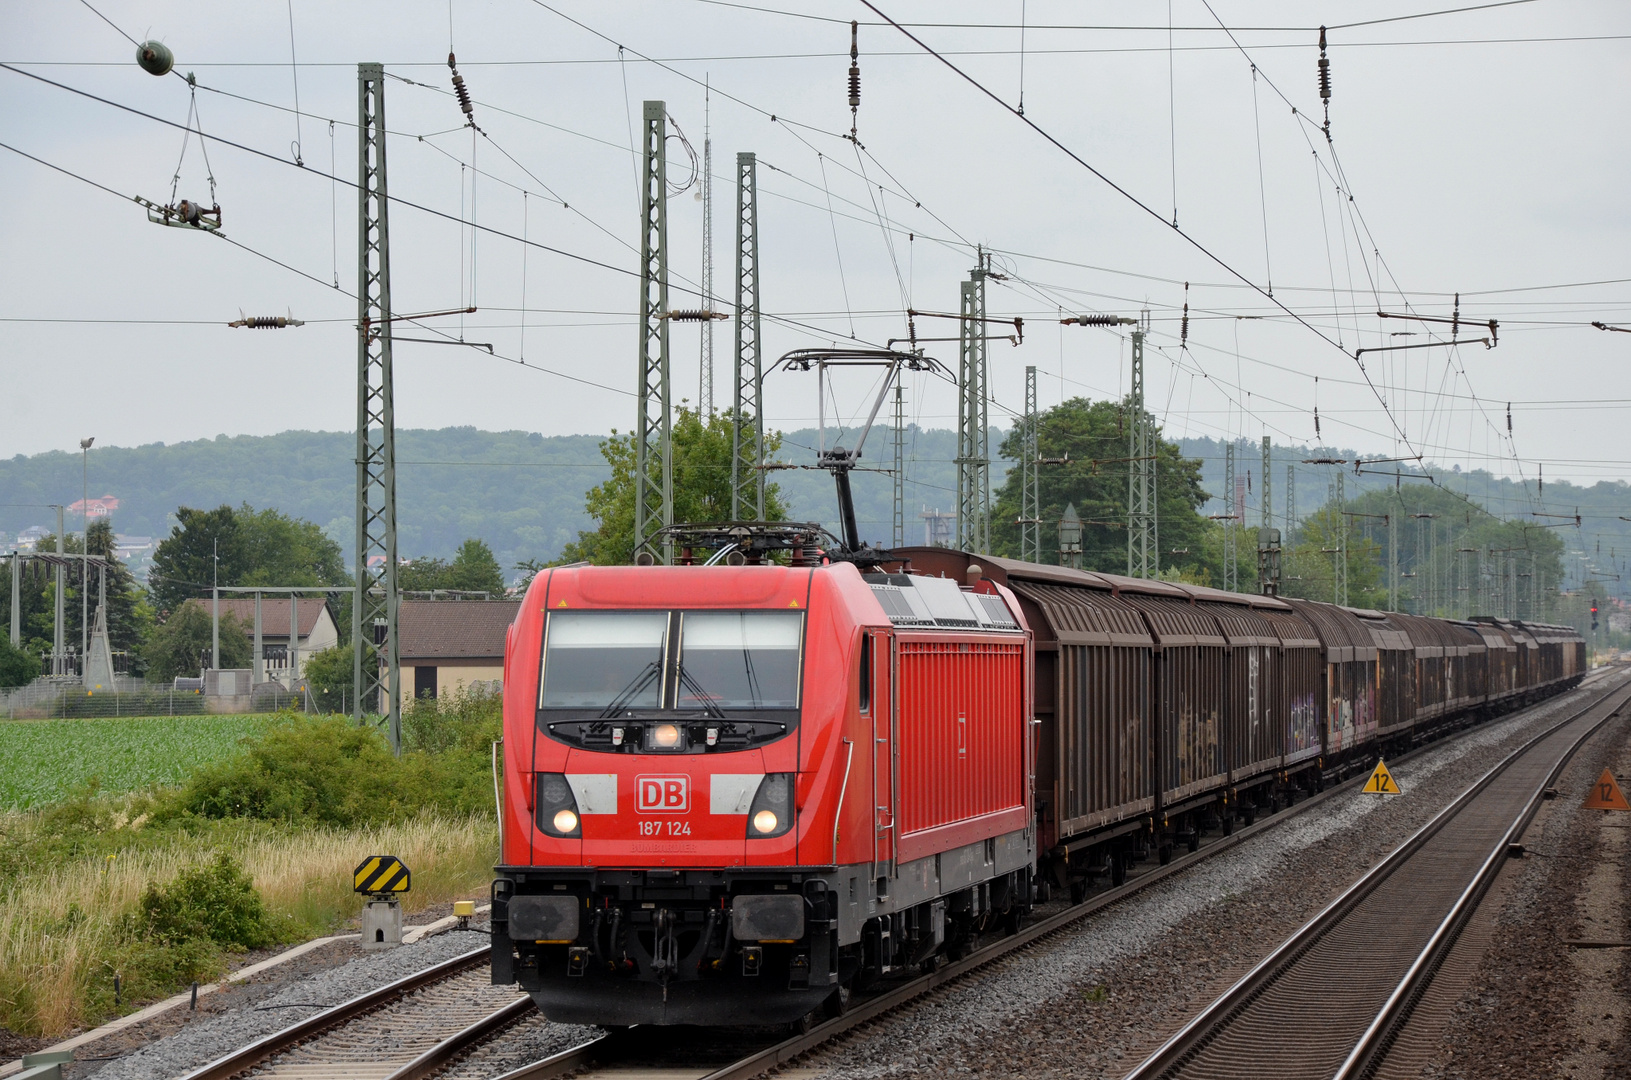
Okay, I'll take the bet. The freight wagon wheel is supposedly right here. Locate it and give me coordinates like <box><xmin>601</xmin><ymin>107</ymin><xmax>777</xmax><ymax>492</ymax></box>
<box><xmin>1110</xmin><ymin>854</ymin><xmax>1127</xmax><ymax>887</ymax></box>
<box><xmin>1158</xmin><ymin>844</ymin><xmax>1172</xmax><ymax>866</ymax></box>
<box><xmin>1187</xmin><ymin>830</ymin><xmax>1200</xmax><ymax>854</ymax></box>
<box><xmin>1069</xmin><ymin>878</ymin><xmax>1088</xmax><ymax>904</ymax></box>
<box><xmin>1222</xmin><ymin>813</ymin><xmax>1234</xmax><ymax>836</ymax></box>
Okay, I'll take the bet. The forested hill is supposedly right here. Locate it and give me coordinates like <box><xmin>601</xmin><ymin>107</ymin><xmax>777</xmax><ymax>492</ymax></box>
<box><xmin>0</xmin><ymin>426</ymin><xmax>1003</xmax><ymax>573</ymax></box>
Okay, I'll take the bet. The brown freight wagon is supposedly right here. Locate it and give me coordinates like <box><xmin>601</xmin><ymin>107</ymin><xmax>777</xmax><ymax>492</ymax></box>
<box><xmin>1174</xmin><ymin>585</ymin><xmax>1289</xmax><ymax>790</ymax></box>
<box><xmin>1357</xmin><ymin>610</ymin><xmax>1417</xmax><ymax>746</ymax></box>
<box><xmin>1472</xmin><ymin>619</ymin><xmax>1518</xmax><ymax>704</ymax></box>
<box><xmin>1284</xmin><ymin>599</ymin><xmax>1378</xmax><ymax>766</ymax></box>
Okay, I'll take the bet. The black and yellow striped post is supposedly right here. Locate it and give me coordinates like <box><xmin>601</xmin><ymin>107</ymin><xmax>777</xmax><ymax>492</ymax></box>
<box><xmin>354</xmin><ymin>855</ymin><xmax>411</xmax><ymax>896</ymax></box>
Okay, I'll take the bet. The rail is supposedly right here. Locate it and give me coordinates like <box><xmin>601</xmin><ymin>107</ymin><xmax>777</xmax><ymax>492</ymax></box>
<box><xmin>1120</xmin><ymin>673</ymin><xmax>1631</xmax><ymax>1080</ymax></box>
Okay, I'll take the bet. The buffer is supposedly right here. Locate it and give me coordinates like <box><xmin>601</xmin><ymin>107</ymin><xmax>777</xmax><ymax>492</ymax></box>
<box><xmin>1361</xmin><ymin>759</ymin><xmax>1401</xmax><ymax>796</ymax></box>
<box><xmin>1583</xmin><ymin>769</ymin><xmax>1631</xmax><ymax>811</ymax></box>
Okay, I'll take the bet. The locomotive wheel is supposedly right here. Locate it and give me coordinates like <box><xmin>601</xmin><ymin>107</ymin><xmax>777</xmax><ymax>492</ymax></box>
<box><xmin>787</xmin><ymin>1010</ymin><xmax>817</xmax><ymax>1035</ymax></box>
<box><xmin>822</xmin><ymin>984</ymin><xmax>852</xmax><ymax>1019</ymax></box>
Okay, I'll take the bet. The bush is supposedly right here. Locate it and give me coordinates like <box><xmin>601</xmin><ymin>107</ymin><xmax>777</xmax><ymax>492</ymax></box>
<box><xmin>302</xmin><ymin>642</ymin><xmax>355</xmax><ymax>714</ymax></box>
<box><xmin>167</xmin><ymin>712</ymin><xmax>494</xmax><ymax>827</ymax></box>
<box><xmin>134</xmin><ymin>853</ymin><xmax>281</xmax><ymax>950</ymax></box>
<box><xmin>402</xmin><ymin>684</ymin><xmax>503</xmax><ymax>754</ymax></box>
<box><xmin>0</xmin><ymin>630</ymin><xmax>41</xmax><ymax>688</ymax></box>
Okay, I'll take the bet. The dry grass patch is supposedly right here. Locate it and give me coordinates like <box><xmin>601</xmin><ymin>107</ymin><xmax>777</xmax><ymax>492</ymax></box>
<box><xmin>0</xmin><ymin>812</ymin><xmax>494</xmax><ymax>1036</ymax></box>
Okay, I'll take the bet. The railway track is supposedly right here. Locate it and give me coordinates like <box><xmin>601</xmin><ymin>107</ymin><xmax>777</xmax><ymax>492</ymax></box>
<box><xmin>1121</xmin><ymin>672</ymin><xmax>1631</xmax><ymax>1080</ymax></box>
<box><xmin>177</xmin><ymin>947</ymin><xmax>532</xmax><ymax>1080</ymax></box>
<box><xmin>178</xmin><ymin>673</ymin><xmax>1624</xmax><ymax>1080</ymax></box>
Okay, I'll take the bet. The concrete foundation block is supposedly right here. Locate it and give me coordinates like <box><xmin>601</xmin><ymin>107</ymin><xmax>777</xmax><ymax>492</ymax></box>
<box><xmin>362</xmin><ymin>899</ymin><xmax>403</xmax><ymax>949</ymax></box>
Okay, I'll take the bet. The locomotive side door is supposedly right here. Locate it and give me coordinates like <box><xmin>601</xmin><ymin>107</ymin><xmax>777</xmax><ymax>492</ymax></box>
<box><xmin>870</xmin><ymin>630</ymin><xmax>896</xmax><ymax>876</ymax></box>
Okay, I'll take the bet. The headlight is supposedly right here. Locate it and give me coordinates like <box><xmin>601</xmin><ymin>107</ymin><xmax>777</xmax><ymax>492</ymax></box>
<box><xmin>535</xmin><ymin>773</ymin><xmax>582</xmax><ymax>837</ymax></box>
<box><xmin>746</xmin><ymin>773</ymin><xmax>793</xmax><ymax>838</ymax></box>
<box><xmin>646</xmin><ymin>723</ymin><xmax>686</xmax><ymax>751</ymax></box>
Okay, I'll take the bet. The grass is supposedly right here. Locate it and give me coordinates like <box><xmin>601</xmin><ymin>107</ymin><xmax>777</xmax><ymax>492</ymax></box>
<box><xmin>0</xmin><ymin>699</ymin><xmax>505</xmax><ymax>1037</ymax></box>
<box><xmin>0</xmin><ymin>810</ymin><xmax>495</xmax><ymax>1036</ymax></box>
<box><xmin>0</xmin><ymin>715</ymin><xmax>269</xmax><ymax>809</ymax></box>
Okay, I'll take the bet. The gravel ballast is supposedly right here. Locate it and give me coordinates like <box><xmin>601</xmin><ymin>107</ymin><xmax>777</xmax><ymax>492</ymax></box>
<box><xmin>82</xmin><ymin>922</ymin><xmax>589</xmax><ymax>1080</ymax></box>
<box><xmin>804</xmin><ymin>684</ymin><xmax>1618</xmax><ymax>1079</ymax></box>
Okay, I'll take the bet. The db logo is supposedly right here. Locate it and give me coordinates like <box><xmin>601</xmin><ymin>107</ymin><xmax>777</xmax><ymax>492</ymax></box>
<box><xmin>636</xmin><ymin>775</ymin><xmax>690</xmax><ymax>813</ymax></box>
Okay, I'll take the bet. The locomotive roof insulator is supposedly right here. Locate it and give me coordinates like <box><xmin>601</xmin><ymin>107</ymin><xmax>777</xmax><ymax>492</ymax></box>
<box><xmin>137</xmin><ymin>40</ymin><xmax>174</xmax><ymax>77</ymax></box>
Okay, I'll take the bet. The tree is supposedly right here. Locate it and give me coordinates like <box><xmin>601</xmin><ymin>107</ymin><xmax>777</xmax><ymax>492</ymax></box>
<box><xmin>301</xmin><ymin>641</ymin><xmax>355</xmax><ymax>713</ymax></box>
<box><xmin>400</xmin><ymin>538</ymin><xmax>507</xmax><ymax>595</ymax></box>
<box><xmin>560</xmin><ymin>408</ymin><xmax>790</xmax><ymax>566</ymax></box>
<box><xmin>989</xmin><ymin>397</ymin><xmax>1211</xmax><ymax>577</ymax></box>
<box><xmin>1</xmin><ymin>520</ymin><xmax>152</xmax><ymax>675</ymax></box>
<box><xmin>142</xmin><ymin>603</ymin><xmax>253</xmax><ymax>681</ymax></box>
<box><xmin>1280</xmin><ymin>505</ymin><xmax>1388</xmax><ymax>609</ymax></box>
<box><xmin>149</xmin><ymin>504</ymin><xmax>349</xmax><ymax>617</ymax></box>
<box><xmin>148</xmin><ymin>505</ymin><xmax>243</xmax><ymax>616</ymax></box>
<box><xmin>0</xmin><ymin>630</ymin><xmax>40</xmax><ymax>688</ymax></box>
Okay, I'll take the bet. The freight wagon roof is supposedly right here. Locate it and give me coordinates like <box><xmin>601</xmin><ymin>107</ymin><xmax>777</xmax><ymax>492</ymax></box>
<box><xmin>1283</xmin><ymin>599</ymin><xmax>1378</xmax><ymax>661</ymax></box>
<box><xmin>1003</xmin><ymin>579</ymin><xmax>1153</xmax><ymax>646</ymax></box>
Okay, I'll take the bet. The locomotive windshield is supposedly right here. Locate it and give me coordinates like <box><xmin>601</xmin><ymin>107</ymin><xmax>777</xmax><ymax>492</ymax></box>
<box><xmin>539</xmin><ymin>611</ymin><xmax>668</xmax><ymax>709</ymax></box>
<box><xmin>677</xmin><ymin>611</ymin><xmax>803</xmax><ymax>709</ymax></box>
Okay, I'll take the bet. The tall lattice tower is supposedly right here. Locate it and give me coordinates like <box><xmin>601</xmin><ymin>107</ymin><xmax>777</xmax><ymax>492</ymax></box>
<box><xmin>956</xmin><ymin>265</ymin><xmax>990</xmax><ymax>552</ymax></box>
<box><xmin>698</xmin><ymin>83</ymin><xmax>714</xmax><ymax>414</ymax></box>
<box><xmin>1222</xmin><ymin>443</ymin><xmax>1238</xmax><ymax>592</ymax></box>
<box><xmin>635</xmin><ymin>101</ymin><xmax>673</xmax><ymax>562</ymax></box>
<box><xmin>1021</xmin><ymin>365</ymin><xmax>1040</xmax><ymax>563</ymax></box>
<box><xmin>1127</xmin><ymin>313</ymin><xmax>1157</xmax><ymax>577</ymax></box>
<box><xmin>731</xmin><ymin>152</ymin><xmax>764</xmax><ymax>521</ymax></box>
<box><xmin>353</xmin><ymin>63</ymin><xmax>400</xmax><ymax>748</ymax></box>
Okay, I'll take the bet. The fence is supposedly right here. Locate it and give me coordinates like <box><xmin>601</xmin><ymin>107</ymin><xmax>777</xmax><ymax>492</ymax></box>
<box><xmin>1</xmin><ymin>677</ymin><xmax>316</xmax><ymax>720</ymax></box>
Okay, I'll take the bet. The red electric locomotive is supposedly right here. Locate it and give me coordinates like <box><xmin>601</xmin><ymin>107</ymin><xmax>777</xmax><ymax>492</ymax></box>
<box><xmin>490</xmin><ymin>531</ymin><xmax>1035</xmax><ymax>1025</ymax></box>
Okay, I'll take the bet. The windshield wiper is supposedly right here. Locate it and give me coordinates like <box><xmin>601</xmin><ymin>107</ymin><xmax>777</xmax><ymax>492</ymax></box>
<box><xmin>598</xmin><ymin>661</ymin><xmax>662</xmax><ymax>718</ymax></box>
<box><xmin>676</xmin><ymin>667</ymin><xmax>727</xmax><ymax>719</ymax></box>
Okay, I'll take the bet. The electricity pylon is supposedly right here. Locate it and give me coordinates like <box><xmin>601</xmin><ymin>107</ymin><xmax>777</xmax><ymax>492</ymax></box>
<box><xmin>956</xmin><ymin>266</ymin><xmax>990</xmax><ymax>552</ymax></box>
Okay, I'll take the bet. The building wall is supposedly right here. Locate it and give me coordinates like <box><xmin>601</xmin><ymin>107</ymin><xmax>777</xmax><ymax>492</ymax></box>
<box><xmin>396</xmin><ymin>660</ymin><xmax>504</xmax><ymax>709</ymax></box>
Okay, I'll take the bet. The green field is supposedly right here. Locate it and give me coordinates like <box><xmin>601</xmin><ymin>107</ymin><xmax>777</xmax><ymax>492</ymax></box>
<box><xmin>0</xmin><ymin>715</ymin><xmax>267</xmax><ymax>808</ymax></box>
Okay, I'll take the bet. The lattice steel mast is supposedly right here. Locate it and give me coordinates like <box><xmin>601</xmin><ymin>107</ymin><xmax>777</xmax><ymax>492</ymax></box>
<box><xmin>1223</xmin><ymin>442</ymin><xmax>1238</xmax><ymax>591</ymax></box>
<box><xmin>1021</xmin><ymin>365</ymin><xmax>1040</xmax><ymax>563</ymax></box>
<box><xmin>731</xmin><ymin>151</ymin><xmax>764</xmax><ymax>521</ymax></box>
<box><xmin>635</xmin><ymin>101</ymin><xmax>673</xmax><ymax>562</ymax></box>
<box><xmin>353</xmin><ymin>63</ymin><xmax>400</xmax><ymax>749</ymax></box>
<box><xmin>891</xmin><ymin>382</ymin><xmax>905</xmax><ymax>547</ymax></box>
<box><xmin>956</xmin><ymin>261</ymin><xmax>990</xmax><ymax>552</ymax></box>
<box><xmin>1128</xmin><ymin>312</ymin><xmax>1157</xmax><ymax>577</ymax></box>
<box><xmin>698</xmin><ymin>82</ymin><xmax>714</xmax><ymax>415</ymax></box>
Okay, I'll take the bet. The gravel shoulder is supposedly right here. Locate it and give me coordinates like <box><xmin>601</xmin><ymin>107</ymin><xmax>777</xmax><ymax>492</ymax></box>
<box><xmin>803</xmin><ymin>684</ymin><xmax>1618</xmax><ymax>1080</ymax></box>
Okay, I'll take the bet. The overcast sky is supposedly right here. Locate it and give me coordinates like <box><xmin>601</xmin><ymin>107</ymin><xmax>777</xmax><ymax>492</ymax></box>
<box><xmin>4</xmin><ymin>1</ymin><xmax>1628</xmax><ymax>510</ymax></box>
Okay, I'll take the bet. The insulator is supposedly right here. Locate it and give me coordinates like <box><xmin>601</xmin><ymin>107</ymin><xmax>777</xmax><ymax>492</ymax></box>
<box><xmin>1317</xmin><ymin>26</ymin><xmax>1331</xmax><ymax>102</ymax></box>
<box><xmin>1181</xmin><ymin>303</ymin><xmax>1189</xmax><ymax>345</ymax></box>
<box><xmin>1063</xmin><ymin>314</ymin><xmax>1124</xmax><ymax>327</ymax></box>
<box><xmin>448</xmin><ymin>52</ymin><xmax>475</xmax><ymax>121</ymax></box>
<box><xmin>1314</xmin><ymin>407</ymin><xmax>1322</xmax><ymax>437</ymax></box>
<box><xmin>848</xmin><ymin>64</ymin><xmax>861</xmax><ymax>110</ymax></box>
<box><xmin>175</xmin><ymin>199</ymin><xmax>202</xmax><ymax>224</ymax></box>
<box><xmin>137</xmin><ymin>40</ymin><xmax>174</xmax><ymax>77</ymax></box>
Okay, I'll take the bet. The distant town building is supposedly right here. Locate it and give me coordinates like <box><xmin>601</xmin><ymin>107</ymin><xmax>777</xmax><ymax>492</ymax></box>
<box><xmin>179</xmin><ymin>596</ymin><xmax>340</xmax><ymax>682</ymax></box>
<box><xmin>15</xmin><ymin>525</ymin><xmax>49</xmax><ymax>550</ymax></box>
<box><xmin>391</xmin><ymin>598</ymin><xmax>520</xmax><ymax>709</ymax></box>
<box><xmin>68</xmin><ymin>495</ymin><xmax>120</xmax><ymax>519</ymax></box>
